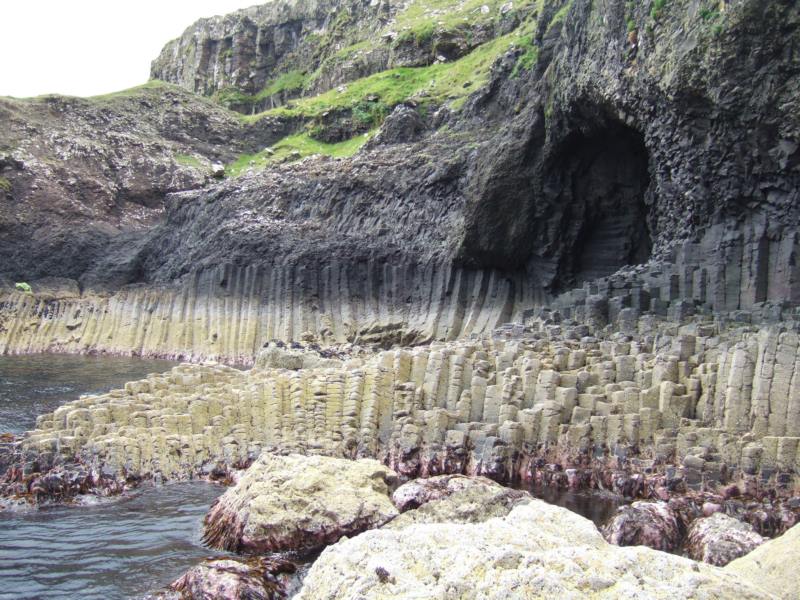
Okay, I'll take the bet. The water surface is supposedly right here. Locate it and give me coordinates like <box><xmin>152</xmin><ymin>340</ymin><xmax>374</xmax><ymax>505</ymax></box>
<box><xmin>0</xmin><ymin>354</ymin><xmax>177</xmax><ymax>434</ymax></box>
<box><xmin>0</xmin><ymin>482</ymin><xmax>226</xmax><ymax>600</ymax></box>
<box><xmin>0</xmin><ymin>353</ymin><xmax>226</xmax><ymax>599</ymax></box>
<box><xmin>528</xmin><ymin>483</ymin><xmax>624</xmax><ymax>527</ymax></box>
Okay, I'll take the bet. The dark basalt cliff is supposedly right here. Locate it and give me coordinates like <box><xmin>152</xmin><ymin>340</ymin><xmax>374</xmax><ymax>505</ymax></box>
<box><xmin>0</xmin><ymin>83</ymin><xmax>297</xmax><ymax>287</ymax></box>
<box><xmin>1</xmin><ymin>0</ymin><xmax>798</xmax><ymax>360</ymax></box>
<box><xmin>144</xmin><ymin>0</ymin><xmax>800</xmax><ymax>304</ymax></box>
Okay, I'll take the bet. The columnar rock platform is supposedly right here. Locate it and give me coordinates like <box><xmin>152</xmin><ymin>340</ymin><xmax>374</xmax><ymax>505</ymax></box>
<box><xmin>3</xmin><ymin>307</ymin><xmax>799</xmax><ymax>535</ymax></box>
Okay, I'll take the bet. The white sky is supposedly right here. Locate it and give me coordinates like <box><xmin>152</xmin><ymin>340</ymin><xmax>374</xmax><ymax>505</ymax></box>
<box><xmin>0</xmin><ymin>1</ymin><xmax>260</xmax><ymax>98</ymax></box>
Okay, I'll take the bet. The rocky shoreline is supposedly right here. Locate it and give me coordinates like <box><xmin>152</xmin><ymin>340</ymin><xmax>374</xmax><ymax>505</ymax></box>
<box><xmin>1</xmin><ymin>0</ymin><xmax>799</xmax><ymax>596</ymax></box>
<box><xmin>148</xmin><ymin>456</ymin><xmax>797</xmax><ymax>599</ymax></box>
<box><xmin>2</xmin><ymin>305</ymin><xmax>800</xmax><ymax>596</ymax></box>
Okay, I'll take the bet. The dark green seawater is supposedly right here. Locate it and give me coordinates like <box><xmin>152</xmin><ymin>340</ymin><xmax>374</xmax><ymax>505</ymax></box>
<box><xmin>0</xmin><ymin>354</ymin><xmax>228</xmax><ymax>599</ymax></box>
<box><xmin>0</xmin><ymin>354</ymin><xmax>178</xmax><ymax>435</ymax></box>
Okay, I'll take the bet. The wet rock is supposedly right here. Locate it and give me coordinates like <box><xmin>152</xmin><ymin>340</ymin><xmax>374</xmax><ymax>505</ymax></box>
<box><xmin>602</xmin><ymin>501</ymin><xmax>682</xmax><ymax>552</ymax></box>
<box><xmin>296</xmin><ymin>500</ymin><xmax>770</xmax><ymax>599</ymax></box>
<box><xmin>168</xmin><ymin>556</ymin><xmax>296</xmax><ymax>600</ymax></box>
<box><xmin>203</xmin><ymin>453</ymin><xmax>398</xmax><ymax>554</ymax></box>
<box><xmin>726</xmin><ymin>522</ymin><xmax>800</xmax><ymax>599</ymax></box>
<box><xmin>388</xmin><ymin>475</ymin><xmax>529</xmax><ymax>527</ymax></box>
<box><xmin>685</xmin><ymin>513</ymin><xmax>766</xmax><ymax>566</ymax></box>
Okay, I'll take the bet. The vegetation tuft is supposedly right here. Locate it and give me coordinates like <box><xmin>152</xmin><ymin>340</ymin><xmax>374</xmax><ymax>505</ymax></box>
<box><xmin>215</xmin><ymin>70</ymin><xmax>309</xmax><ymax>110</ymax></box>
<box><xmin>650</xmin><ymin>0</ymin><xmax>668</xmax><ymax>20</ymax></box>
<box><xmin>226</xmin><ymin>132</ymin><xmax>373</xmax><ymax>177</ymax></box>
<box><xmin>547</xmin><ymin>0</ymin><xmax>574</xmax><ymax>31</ymax></box>
<box><xmin>511</xmin><ymin>34</ymin><xmax>539</xmax><ymax>77</ymax></box>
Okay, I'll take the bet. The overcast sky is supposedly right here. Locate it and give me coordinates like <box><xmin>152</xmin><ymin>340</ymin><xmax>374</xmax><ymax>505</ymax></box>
<box><xmin>0</xmin><ymin>1</ymin><xmax>260</xmax><ymax>98</ymax></box>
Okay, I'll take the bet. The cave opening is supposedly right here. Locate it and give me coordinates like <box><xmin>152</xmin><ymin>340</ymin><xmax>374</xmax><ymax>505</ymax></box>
<box><xmin>551</xmin><ymin>121</ymin><xmax>652</xmax><ymax>291</ymax></box>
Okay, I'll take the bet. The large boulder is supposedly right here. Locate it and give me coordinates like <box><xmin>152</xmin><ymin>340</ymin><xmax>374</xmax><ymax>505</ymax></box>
<box><xmin>726</xmin><ymin>522</ymin><xmax>800</xmax><ymax>599</ymax></box>
<box><xmin>203</xmin><ymin>453</ymin><xmax>398</xmax><ymax>554</ymax></box>
<box><xmin>167</xmin><ymin>556</ymin><xmax>296</xmax><ymax>600</ymax></box>
<box><xmin>602</xmin><ymin>500</ymin><xmax>682</xmax><ymax>552</ymax></box>
<box><xmin>686</xmin><ymin>512</ymin><xmax>766</xmax><ymax>566</ymax></box>
<box><xmin>295</xmin><ymin>500</ymin><xmax>772</xmax><ymax>599</ymax></box>
<box><xmin>388</xmin><ymin>475</ymin><xmax>529</xmax><ymax>527</ymax></box>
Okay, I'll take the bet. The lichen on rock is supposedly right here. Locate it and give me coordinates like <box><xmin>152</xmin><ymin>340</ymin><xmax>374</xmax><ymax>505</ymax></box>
<box><xmin>726</xmin><ymin>522</ymin><xmax>800</xmax><ymax>600</ymax></box>
<box><xmin>295</xmin><ymin>500</ymin><xmax>772</xmax><ymax>599</ymax></box>
<box><xmin>202</xmin><ymin>453</ymin><xmax>399</xmax><ymax>554</ymax></box>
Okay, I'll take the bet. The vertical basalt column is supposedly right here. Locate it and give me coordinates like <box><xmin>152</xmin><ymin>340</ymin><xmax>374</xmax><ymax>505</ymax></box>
<box><xmin>342</xmin><ymin>369</ymin><xmax>364</xmax><ymax>452</ymax></box>
<box><xmin>325</xmin><ymin>371</ymin><xmax>346</xmax><ymax>446</ymax></box>
<box><xmin>767</xmin><ymin>332</ymin><xmax>798</xmax><ymax>437</ymax></box>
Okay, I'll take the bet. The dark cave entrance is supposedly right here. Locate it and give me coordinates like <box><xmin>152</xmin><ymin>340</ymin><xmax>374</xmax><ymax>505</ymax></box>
<box><xmin>551</xmin><ymin>121</ymin><xmax>652</xmax><ymax>290</ymax></box>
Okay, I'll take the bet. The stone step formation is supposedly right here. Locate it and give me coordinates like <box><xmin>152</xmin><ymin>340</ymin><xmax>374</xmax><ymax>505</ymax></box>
<box><xmin>4</xmin><ymin>309</ymin><xmax>798</xmax><ymax>532</ymax></box>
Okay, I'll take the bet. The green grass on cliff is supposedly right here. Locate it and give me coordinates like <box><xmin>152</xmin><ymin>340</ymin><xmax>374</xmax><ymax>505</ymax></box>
<box><xmin>216</xmin><ymin>70</ymin><xmax>310</xmax><ymax>110</ymax></box>
<box><xmin>224</xmin><ymin>1</ymin><xmax>551</xmax><ymax>175</ymax></box>
<box><xmin>0</xmin><ymin>176</ymin><xmax>11</xmax><ymax>194</ymax></box>
<box><xmin>87</xmin><ymin>80</ymin><xmax>173</xmax><ymax>101</ymax></box>
<box><xmin>547</xmin><ymin>0</ymin><xmax>574</xmax><ymax>31</ymax></box>
<box><xmin>243</xmin><ymin>28</ymin><xmax>524</xmax><ymax>125</ymax></box>
<box><xmin>394</xmin><ymin>0</ymin><xmax>523</xmax><ymax>37</ymax></box>
<box><xmin>225</xmin><ymin>131</ymin><xmax>373</xmax><ymax>177</ymax></box>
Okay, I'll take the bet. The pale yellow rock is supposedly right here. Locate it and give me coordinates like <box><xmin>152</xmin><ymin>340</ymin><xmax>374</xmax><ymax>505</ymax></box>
<box><xmin>296</xmin><ymin>501</ymin><xmax>773</xmax><ymax>600</ymax></box>
<box><xmin>726</xmin><ymin>522</ymin><xmax>800</xmax><ymax>599</ymax></box>
<box><xmin>204</xmin><ymin>453</ymin><xmax>399</xmax><ymax>553</ymax></box>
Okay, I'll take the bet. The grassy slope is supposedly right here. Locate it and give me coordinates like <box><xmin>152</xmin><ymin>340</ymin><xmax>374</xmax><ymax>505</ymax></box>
<box><xmin>6</xmin><ymin>1</ymin><xmax>560</xmax><ymax>177</ymax></box>
<box><xmin>220</xmin><ymin>0</ymin><xmax>554</xmax><ymax>175</ymax></box>
<box><xmin>226</xmin><ymin>132</ymin><xmax>374</xmax><ymax>176</ymax></box>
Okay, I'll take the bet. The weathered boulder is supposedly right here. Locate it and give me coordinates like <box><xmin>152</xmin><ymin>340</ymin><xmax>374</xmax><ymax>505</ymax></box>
<box><xmin>388</xmin><ymin>475</ymin><xmax>529</xmax><ymax>528</ymax></box>
<box><xmin>168</xmin><ymin>556</ymin><xmax>296</xmax><ymax>600</ymax></box>
<box><xmin>686</xmin><ymin>512</ymin><xmax>766</xmax><ymax>566</ymax></box>
<box><xmin>295</xmin><ymin>500</ymin><xmax>771</xmax><ymax>599</ymax></box>
<box><xmin>726</xmin><ymin>522</ymin><xmax>800</xmax><ymax>599</ymax></box>
<box><xmin>203</xmin><ymin>453</ymin><xmax>398</xmax><ymax>554</ymax></box>
<box><xmin>602</xmin><ymin>501</ymin><xmax>682</xmax><ymax>552</ymax></box>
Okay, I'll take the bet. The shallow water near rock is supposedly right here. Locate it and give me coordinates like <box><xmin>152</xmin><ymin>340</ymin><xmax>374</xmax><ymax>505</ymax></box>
<box><xmin>526</xmin><ymin>483</ymin><xmax>625</xmax><ymax>527</ymax></box>
<box><xmin>0</xmin><ymin>353</ymin><xmax>178</xmax><ymax>434</ymax></box>
<box><xmin>0</xmin><ymin>482</ymin><xmax>227</xmax><ymax>599</ymax></box>
<box><xmin>0</xmin><ymin>354</ymin><xmax>227</xmax><ymax>599</ymax></box>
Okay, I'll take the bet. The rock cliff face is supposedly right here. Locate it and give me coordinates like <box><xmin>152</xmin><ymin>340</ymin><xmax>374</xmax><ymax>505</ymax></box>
<box><xmin>1</xmin><ymin>0</ymin><xmax>800</xmax><ymax>527</ymax></box>
<box><xmin>4</xmin><ymin>0</ymin><xmax>798</xmax><ymax>364</ymax></box>
<box><xmin>151</xmin><ymin>0</ymin><xmax>397</xmax><ymax>105</ymax></box>
<box><xmin>0</xmin><ymin>83</ymin><xmax>297</xmax><ymax>288</ymax></box>
<box><xmin>150</xmin><ymin>0</ymin><xmax>532</xmax><ymax>112</ymax></box>
<box><xmin>5</xmin><ymin>312</ymin><xmax>800</xmax><ymax>522</ymax></box>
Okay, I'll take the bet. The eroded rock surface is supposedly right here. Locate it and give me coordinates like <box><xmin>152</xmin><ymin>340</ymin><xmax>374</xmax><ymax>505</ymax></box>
<box><xmin>167</xmin><ymin>556</ymin><xmax>296</xmax><ymax>600</ymax></box>
<box><xmin>389</xmin><ymin>475</ymin><xmax>529</xmax><ymax>527</ymax></box>
<box><xmin>726</xmin><ymin>522</ymin><xmax>800</xmax><ymax>600</ymax></box>
<box><xmin>4</xmin><ymin>314</ymin><xmax>800</xmax><ymax>525</ymax></box>
<box><xmin>203</xmin><ymin>453</ymin><xmax>398</xmax><ymax>554</ymax></box>
<box><xmin>685</xmin><ymin>512</ymin><xmax>765</xmax><ymax>566</ymax></box>
<box><xmin>295</xmin><ymin>500</ymin><xmax>772</xmax><ymax>599</ymax></box>
<box><xmin>602</xmin><ymin>501</ymin><xmax>683</xmax><ymax>553</ymax></box>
